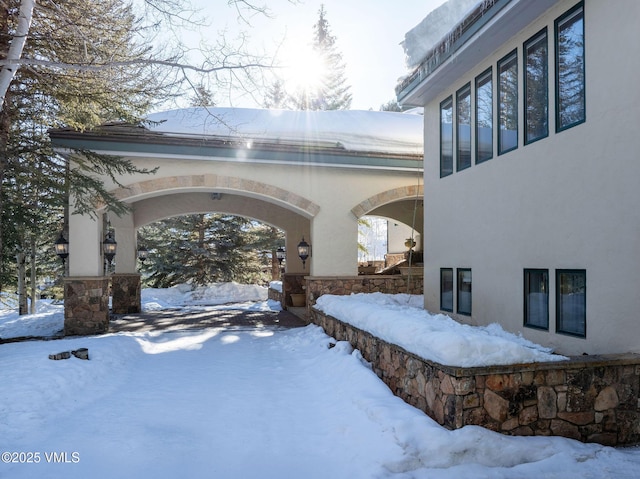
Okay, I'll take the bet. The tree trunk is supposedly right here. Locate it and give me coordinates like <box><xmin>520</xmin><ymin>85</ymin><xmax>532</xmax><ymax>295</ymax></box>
<box><xmin>271</xmin><ymin>249</ymin><xmax>280</xmax><ymax>281</ymax></box>
<box><xmin>16</xmin><ymin>251</ymin><xmax>27</xmax><ymax>315</ymax></box>
<box><xmin>0</xmin><ymin>0</ymin><xmax>36</xmax><ymax>111</ymax></box>
<box><xmin>29</xmin><ymin>235</ymin><xmax>37</xmax><ymax>314</ymax></box>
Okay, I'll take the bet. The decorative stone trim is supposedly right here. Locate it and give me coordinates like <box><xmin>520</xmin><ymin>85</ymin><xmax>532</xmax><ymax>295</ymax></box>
<box><xmin>310</xmin><ymin>308</ymin><xmax>640</xmax><ymax>446</ymax></box>
<box><xmin>111</xmin><ymin>175</ymin><xmax>320</xmax><ymax>218</ymax></box>
<box><xmin>351</xmin><ymin>185</ymin><xmax>424</xmax><ymax>218</ymax></box>
<box><xmin>64</xmin><ymin>277</ymin><xmax>110</xmax><ymax>336</ymax></box>
<box><xmin>111</xmin><ymin>274</ymin><xmax>142</xmax><ymax>314</ymax></box>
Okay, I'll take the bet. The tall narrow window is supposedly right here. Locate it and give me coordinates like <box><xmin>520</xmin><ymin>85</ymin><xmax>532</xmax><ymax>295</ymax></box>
<box><xmin>440</xmin><ymin>96</ymin><xmax>454</xmax><ymax>177</ymax></box>
<box><xmin>457</xmin><ymin>268</ymin><xmax>472</xmax><ymax>316</ymax></box>
<box><xmin>456</xmin><ymin>84</ymin><xmax>471</xmax><ymax>171</ymax></box>
<box><xmin>475</xmin><ymin>68</ymin><xmax>493</xmax><ymax>163</ymax></box>
<box><xmin>498</xmin><ymin>50</ymin><xmax>518</xmax><ymax>154</ymax></box>
<box><xmin>556</xmin><ymin>269</ymin><xmax>586</xmax><ymax>337</ymax></box>
<box><xmin>440</xmin><ymin>268</ymin><xmax>453</xmax><ymax>312</ymax></box>
<box><xmin>524</xmin><ymin>29</ymin><xmax>548</xmax><ymax>144</ymax></box>
<box><xmin>555</xmin><ymin>2</ymin><xmax>585</xmax><ymax>132</ymax></box>
<box><xmin>524</xmin><ymin>269</ymin><xmax>549</xmax><ymax>330</ymax></box>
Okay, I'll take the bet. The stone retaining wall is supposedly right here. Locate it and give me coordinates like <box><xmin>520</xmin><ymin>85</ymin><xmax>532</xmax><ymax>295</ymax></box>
<box><xmin>310</xmin><ymin>308</ymin><xmax>640</xmax><ymax>446</ymax></box>
<box><xmin>306</xmin><ymin>275</ymin><xmax>423</xmax><ymax>308</ymax></box>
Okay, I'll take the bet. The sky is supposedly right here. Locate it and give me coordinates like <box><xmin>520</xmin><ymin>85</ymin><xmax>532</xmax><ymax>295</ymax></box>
<box><xmin>186</xmin><ymin>0</ymin><xmax>448</xmax><ymax>110</ymax></box>
<box><xmin>2</xmin><ymin>286</ymin><xmax>640</xmax><ymax>477</ymax></box>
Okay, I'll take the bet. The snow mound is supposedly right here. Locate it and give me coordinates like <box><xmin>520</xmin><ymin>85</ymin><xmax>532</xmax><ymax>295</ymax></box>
<box><xmin>314</xmin><ymin>292</ymin><xmax>567</xmax><ymax>367</ymax></box>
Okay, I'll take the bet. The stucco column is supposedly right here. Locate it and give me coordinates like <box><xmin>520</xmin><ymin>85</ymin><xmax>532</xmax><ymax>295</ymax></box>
<box><xmin>309</xmin><ymin>211</ymin><xmax>358</xmax><ymax>276</ymax></box>
<box><xmin>65</xmin><ymin>210</ymin><xmax>110</xmax><ymax>335</ymax></box>
<box><xmin>111</xmin><ymin>211</ymin><xmax>137</xmax><ymax>274</ymax></box>
<box><xmin>109</xmin><ymin>212</ymin><xmax>142</xmax><ymax>314</ymax></box>
<box><xmin>68</xmin><ymin>211</ymin><xmax>102</xmax><ymax>276</ymax></box>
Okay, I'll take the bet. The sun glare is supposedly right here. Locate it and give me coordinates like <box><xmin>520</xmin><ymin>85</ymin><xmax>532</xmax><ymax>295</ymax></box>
<box><xmin>282</xmin><ymin>44</ymin><xmax>327</xmax><ymax>92</ymax></box>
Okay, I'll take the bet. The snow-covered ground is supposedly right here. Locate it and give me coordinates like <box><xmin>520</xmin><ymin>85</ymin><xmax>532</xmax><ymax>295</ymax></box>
<box><xmin>1</xmin><ymin>284</ymin><xmax>640</xmax><ymax>478</ymax></box>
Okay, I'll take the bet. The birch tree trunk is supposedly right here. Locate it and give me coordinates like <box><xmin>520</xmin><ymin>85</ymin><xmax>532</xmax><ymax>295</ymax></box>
<box><xmin>0</xmin><ymin>0</ymin><xmax>36</xmax><ymax>112</ymax></box>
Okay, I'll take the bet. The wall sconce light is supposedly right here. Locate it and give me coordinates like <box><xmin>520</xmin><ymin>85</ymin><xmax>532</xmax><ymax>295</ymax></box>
<box><xmin>102</xmin><ymin>227</ymin><xmax>117</xmax><ymax>272</ymax></box>
<box><xmin>276</xmin><ymin>246</ymin><xmax>286</xmax><ymax>265</ymax></box>
<box><xmin>297</xmin><ymin>237</ymin><xmax>310</xmax><ymax>269</ymax></box>
<box><xmin>137</xmin><ymin>246</ymin><xmax>149</xmax><ymax>263</ymax></box>
<box><xmin>54</xmin><ymin>232</ymin><xmax>69</xmax><ymax>270</ymax></box>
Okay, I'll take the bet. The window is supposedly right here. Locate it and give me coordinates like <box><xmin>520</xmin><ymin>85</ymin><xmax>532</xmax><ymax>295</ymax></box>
<box><xmin>456</xmin><ymin>84</ymin><xmax>472</xmax><ymax>171</ymax></box>
<box><xmin>524</xmin><ymin>269</ymin><xmax>549</xmax><ymax>330</ymax></box>
<box><xmin>555</xmin><ymin>2</ymin><xmax>585</xmax><ymax>132</ymax></box>
<box><xmin>475</xmin><ymin>68</ymin><xmax>493</xmax><ymax>163</ymax></box>
<box><xmin>457</xmin><ymin>268</ymin><xmax>472</xmax><ymax>315</ymax></box>
<box><xmin>556</xmin><ymin>269</ymin><xmax>586</xmax><ymax>337</ymax></box>
<box><xmin>524</xmin><ymin>29</ymin><xmax>548</xmax><ymax>144</ymax></box>
<box><xmin>498</xmin><ymin>50</ymin><xmax>518</xmax><ymax>154</ymax></box>
<box><xmin>440</xmin><ymin>268</ymin><xmax>454</xmax><ymax>312</ymax></box>
<box><xmin>440</xmin><ymin>97</ymin><xmax>453</xmax><ymax>177</ymax></box>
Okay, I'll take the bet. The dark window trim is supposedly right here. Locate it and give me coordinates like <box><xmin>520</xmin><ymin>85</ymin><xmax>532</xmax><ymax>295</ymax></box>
<box><xmin>497</xmin><ymin>49</ymin><xmax>518</xmax><ymax>156</ymax></box>
<box><xmin>475</xmin><ymin>67</ymin><xmax>493</xmax><ymax>164</ymax></box>
<box><xmin>555</xmin><ymin>1</ymin><xmax>585</xmax><ymax>133</ymax></box>
<box><xmin>440</xmin><ymin>96</ymin><xmax>454</xmax><ymax>178</ymax></box>
<box><xmin>456</xmin><ymin>268</ymin><xmax>472</xmax><ymax>316</ymax></box>
<box><xmin>523</xmin><ymin>268</ymin><xmax>549</xmax><ymax>331</ymax></box>
<box><xmin>456</xmin><ymin>83</ymin><xmax>472</xmax><ymax>172</ymax></box>
<box><xmin>523</xmin><ymin>27</ymin><xmax>549</xmax><ymax>145</ymax></box>
<box><xmin>555</xmin><ymin>269</ymin><xmax>587</xmax><ymax>338</ymax></box>
<box><xmin>440</xmin><ymin>268</ymin><xmax>454</xmax><ymax>312</ymax></box>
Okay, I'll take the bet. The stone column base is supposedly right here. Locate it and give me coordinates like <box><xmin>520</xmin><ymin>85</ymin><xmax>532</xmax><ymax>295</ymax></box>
<box><xmin>111</xmin><ymin>273</ymin><xmax>142</xmax><ymax>314</ymax></box>
<box><xmin>64</xmin><ymin>276</ymin><xmax>110</xmax><ymax>336</ymax></box>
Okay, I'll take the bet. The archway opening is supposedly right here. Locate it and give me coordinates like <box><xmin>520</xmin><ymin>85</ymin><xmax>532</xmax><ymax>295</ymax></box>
<box><xmin>136</xmin><ymin>213</ymin><xmax>285</xmax><ymax>289</ymax></box>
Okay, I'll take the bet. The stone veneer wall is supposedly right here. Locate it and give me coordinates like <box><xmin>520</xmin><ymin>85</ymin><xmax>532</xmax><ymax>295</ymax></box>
<box><xmin>306</xmin><ymin>275</ymin><xmax>423</xmax><ymax>309</ymax></box>
<box><xmin>64</xmin><ymin>277</ymin><xmax>110</xmax><ymax>336</ymax></box>
<box><xmin>268</xmin><ymin>287</ymin><xmax>283</xmax><ymax>305</ymax></box>
<box><xmin>111</xmin><ymin>274</ymin><xmax>142</xmax><ymax>314</ymax></box>
<box><xmin>310</xmin><ymin>308</ymin><xmax>640</xmax><ymax>446</ymax></box>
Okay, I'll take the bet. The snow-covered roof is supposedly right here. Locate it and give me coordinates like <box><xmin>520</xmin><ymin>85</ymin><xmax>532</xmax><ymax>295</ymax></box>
<box><xmin>145</xmin><ymin>107</ymin><xmax>423</xmax><ymax>156</ymax></box>
<box><xmin>401</xmin><ymin>0</ymin><xmax>480</xmax><ymax>69</ymax></box>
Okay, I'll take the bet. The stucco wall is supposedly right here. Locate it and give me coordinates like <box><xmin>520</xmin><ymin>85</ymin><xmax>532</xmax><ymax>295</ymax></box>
<box><xmin>421</xmin><ymin>0</ymin><xmax>640</xmax><ymax>355</ymax></box>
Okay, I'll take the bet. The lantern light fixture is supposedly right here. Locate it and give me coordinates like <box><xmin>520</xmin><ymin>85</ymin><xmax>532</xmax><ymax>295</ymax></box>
<box><xmin>297</xmin><ymin>237</ymin><xmax>310</xmax><ymax>269</ymax></box>
<box><xmin>137</xmin><ymin>246</ymin><xmax>149</xmax><ymax>263</ymax></box>
<box><xmin>54</xmin><ymin>232</ymin><xmax>69</xmax><ymax>269</ymax></box>
<box><xmin>102</xmin><ymin>228</ymin><xmax>117</xmax><ymax>271</ymax></box>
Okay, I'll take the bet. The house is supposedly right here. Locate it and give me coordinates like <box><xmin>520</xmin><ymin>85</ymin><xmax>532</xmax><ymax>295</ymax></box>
<box><xmin>397</xmin><ymin>0</ymin><xmax>640</xmax><ymax>356</ymax></box>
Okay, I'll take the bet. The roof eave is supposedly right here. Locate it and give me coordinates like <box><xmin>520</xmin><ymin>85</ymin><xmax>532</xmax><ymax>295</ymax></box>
<box><xmin>396</xmin><ymin>0</ymin><xmax>560</xmax><ymax>107</ymax></box>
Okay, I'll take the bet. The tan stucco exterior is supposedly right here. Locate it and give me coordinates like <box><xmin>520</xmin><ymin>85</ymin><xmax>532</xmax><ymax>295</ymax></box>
<box><xmin>56</xmin><ymin>112</ymin><xmax>424</xmax><ymax>280</ymax></box>
<box><xmin>404</xmin><ymin>0</ymin><xmax>640</xmax><ymax>355</ymax></box>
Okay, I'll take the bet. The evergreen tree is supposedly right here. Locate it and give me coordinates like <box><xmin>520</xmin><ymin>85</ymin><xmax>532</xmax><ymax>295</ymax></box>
<box><xmin>306</xmin><ymin>5</ymin><xmax>352</xmax><ymax>111</ymax></box>
<box><xmin>138</xmin><ymin>214</ymin><xmax>284</xmax><ymax>288</ymax></box>
<box><xmin>274</xmin><ymin>4</ymin><xmax>352</xmax><ymax>111</ymax></box>
<box><xmin>0</xmin><ymin>0</ymin><xmax>169</xmax><ymax>308</ymax></box>
<box><xmin>262</xmin><ymin>78</ymin><xmax>290</xmax><ymax>109</ymax></box>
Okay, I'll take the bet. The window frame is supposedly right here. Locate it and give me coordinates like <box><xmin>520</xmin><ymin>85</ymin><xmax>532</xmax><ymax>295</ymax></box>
<box><xmin>440</xmin><ymin>268</ymin><xmax>454</xmax><ymax>312</ymax></box>
<box><xmin>440</xmin><ymin>96</ymin><xmax>454</xmax><ymax>178</ymax></box>
<box><xmin>556</xmin><ymin>269</ymin><xmax>586</xmax><ymax>338</ymax></box>
<box><xmin>497</xmin><ymin>49</ymin><xmax>519</xmax><ymax>155</ymax></box>
<box><xmin>456</xmin><ymin>268</ymin><xmax>472</xmax><ymax>316</ymax></box>
<box><xmin>555</xmin><ymin>1</ymin><xmax>585</xmax><ymax>133</ymax></box>
<box><xmin>475</xmin><ymin>67</ymin><xmax>493</xmax><ymax>164</ymax></box>
<box><xmin>524</xmin><ymin>28</ymin><xmax>549</xmax><ymax>145</ymax></box>
<box><xmin>456</xmin><ymin>83</ymin><xmax>472</xmax><ymax>172</ymax></box>
<box><xmin>524</xmin><ymin>269</ymin><xmax>549</xmax><ymax>330</ymax></box>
